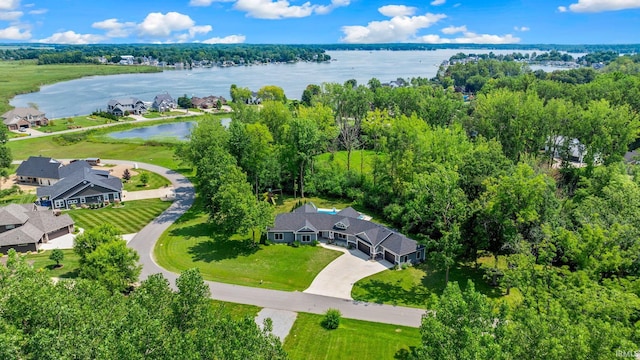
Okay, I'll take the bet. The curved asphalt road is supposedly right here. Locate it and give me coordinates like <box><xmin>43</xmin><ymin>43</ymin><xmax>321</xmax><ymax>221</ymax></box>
<box><xmin>114</xmin><ymin>160</ymin><xmax>425</xmax><ymax>328</ymax></box>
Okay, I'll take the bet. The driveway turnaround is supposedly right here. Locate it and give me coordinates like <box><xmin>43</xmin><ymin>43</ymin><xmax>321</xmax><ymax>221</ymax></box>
<box><xmin>304</xmin><ymin>243</ymin><xmax>393</xmax><ymax>299</ymax></box>
<box><xmin>121</xmin><ymin>160</ymin><xmax>425</xmax><ymax>328</ymax></box>
<box><xmin>255</xmin><ymin>308</ymin><xmax>298</xmax><ymax>342</ymax></box>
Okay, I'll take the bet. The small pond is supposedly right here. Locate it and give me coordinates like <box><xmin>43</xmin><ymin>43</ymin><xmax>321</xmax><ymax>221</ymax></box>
<box><xmin>107</xmin><ymin>118</ymin><xmax>230</xmax><ymax>141</ymax></box>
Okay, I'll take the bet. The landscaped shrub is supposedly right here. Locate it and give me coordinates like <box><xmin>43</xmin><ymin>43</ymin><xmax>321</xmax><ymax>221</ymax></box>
<box><xmin>312</xmin><ymin>240</ymin><xmax>319</xmax><ymax>247</ymax></box>
<box><xmin>291</xmin><ymin>240</ymin><xmax>301</xmax><ymax>248</ymax></box>
<box><xmin>321</xmin><ymin>309</ymin><xmax>341</xmax><ymax>330</ymax></box>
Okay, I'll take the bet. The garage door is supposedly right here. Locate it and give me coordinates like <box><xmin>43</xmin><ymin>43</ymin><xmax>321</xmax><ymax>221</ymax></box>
<box><xmin>357</xmin><ymin>241</ymin><xmax>370</xmax><ymax>256</ymax></box>
<box><xmin>47</xmin><ymin>227</ymin><xmax>70</xmax><ymax>240</ymax></box>
<box><xmin>384</xmin><ymin>250</ymin><xmax>396</xmax><ymax>263</ymax></box>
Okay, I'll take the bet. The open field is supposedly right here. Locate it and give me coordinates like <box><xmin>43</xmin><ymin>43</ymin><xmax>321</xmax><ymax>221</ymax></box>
<box><xmin>0</xmin><ymin>61</ymin><xmax>160</xmax><ymax>114</ymax></box>
<box><xmin>351</xmin><ymin>258</ymin><xmax>522</xmax><ymax>308</ymax></box>
<box><xmin>315</xmin><ymin>150</ymin><xmax>380</xmax><ymax>176</ymax></box>
<box><xmin>123</xmin><ymin>169</ymin><xmax>171</xmax><ymax>191</ymax></box>
<box><xmin>154</xmin><ymin>199</ymin><xmax>341</xmax><ymax>291</ymax></box>
<box><xmin>210</xmin><ymin>300</ymin><xmax>262</xmax><ymax>320</ymax></box>
<box><xmin>284</xmin><ymin>313</ymin><xmax>420</xmax><ymax>360</ymax></box>
<box><xmin>68</xmin><ymin>198</ymin><xmax>172</xmax><ymax>234</ymax></box>
<box><xmin>40</xmin><ymin>115</ymin><xmax>123</xmax><ymax>133</ymax></box>
<box><xmin>25</xmin><ymin>249</ymin><xmax>79</xmax><ymax>278</ymax></box>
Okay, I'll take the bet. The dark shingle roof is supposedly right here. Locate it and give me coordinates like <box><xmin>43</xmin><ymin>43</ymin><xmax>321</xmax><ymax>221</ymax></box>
<box><xmin>1</xmin><ymin>107</ymin><xmax>45</xmax><ymax>125</ymax></box>
<box><xmin>16</xmin><ymin>156</ymin><xmax>63</xmax><ymax>179</ymax></box>
<box><xmin>337</xmin><ymin>207</ymin><xmax>360</xmax><ymax>218</ymax></box>
<box><xmin>0</xmin><ymin>204</ymin><xmax>29</xmax><ymax>226</ymax></box>
<box><xmin>37</xmin><ymin>167</ymin><xmax>122</xmax><ymax>200</ymax></box>
<box><xmin>0</xmin><ymin>204</ymin><xmax>74</xmax><ymax>247</ymax></box>
<box><xmin>271</xmin><ymin>205</ymin><xmax>420</xmax><ymax>256</ymax></box>
<box><xmin>380</xmin><ymin>234</ymin><xmax>421</xmax><ymax>256</ymax></box>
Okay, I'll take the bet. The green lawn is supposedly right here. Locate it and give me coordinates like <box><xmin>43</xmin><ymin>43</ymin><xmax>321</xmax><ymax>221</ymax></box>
<box><xmin>284</xmin><ymin>313</ymin><xmax>420</xmax><ymax>360</ymax></box>
<box><xmin>351</xmin><ymin>260</ymin><xmax>521</xmax><ymax>309</ymax></box>
<box><xmin>210</xmin><ymin>300</ymin><xmax>261</xmax><ymax>320</ymax></box>
<box><xmin>8</xmin><ymin>135</ymin><xmax>181</xmax><ymax>169</ymax></box>
<box><xmin>154</xmin><ymin>200</ymin><xmax>342</xmax><ymax>291</ymax></box>
<box><xmin>25</xmin><ymin>249</ymin><xmax>80</xmax><ymax>279</ymax></box>
<box><xmin>40</xmin><ymin>115</ymin><xmax>115</xmax><ymax>133</ymax></box>
<box><xmin>0</xmin><ymin>191</ymin><xmax>36</xmax><ymax>205</ymax></box>
<box><xmin>123</xmin><ymin>169</ymin><xmax>171</xmax><ymax>191</ymax></box>
<box><xmin>315</xmin><ymin>150</ymin><xmax>380</xmax><ymax>177</ymax></box>
<box><xmin>68</xmin><ymin>198</ymin><xmax>172</xmax><ymax>234</ymax></box>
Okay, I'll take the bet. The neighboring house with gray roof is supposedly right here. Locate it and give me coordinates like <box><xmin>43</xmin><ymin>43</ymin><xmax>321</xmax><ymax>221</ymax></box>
<box><xmin>0</xmin><ymin>203</ymin><xmax>74</xmax><ymax>254</ymax></box>
<box><xmin>106</xmin><ymin>97</ymin><xmax>147</xmax><ymax>116</ymax></box>
<box><xmin>16</xmin><ymin>156</ymin><xmax>92</xmax><ymax>186</ymax></box>
<box><xmin>1</xmin><ymin>107</ymin><xmax>48</xmax><ymax>131</ymax></box>
<box><xmin>37</xmin><ymin>165</ymin><xmax>122</xmax><ymax>210</ymax></box>
<box><xmin>267</xmin><ymin>203</ymin><xmax>425</xmax><ymax>265</ymax></box>
<box><xmin>151</xmin><ymin>93</ymin><xmax>177</xmax><ymax>112</ymax></box>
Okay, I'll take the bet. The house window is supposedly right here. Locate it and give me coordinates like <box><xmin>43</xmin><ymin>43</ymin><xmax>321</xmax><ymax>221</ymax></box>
<box><xmin>274</xmin><ymin>233</ymin><xmax>283</xmax><ymax>241</ymax></box>
<box><xmin>54</xmin><ymin>200</ymin><xmax>65</xmax><ymax>208</ymax></box>
<box><xmin>80</xmin><ymin>198</ymin><xmax>86</xmax><ymax>204</ymax></box>
<box><xmin>417</xmin><ymin>251</ymin><xmax>421</xmax><ymax>259</ymax></box>
<box><xmin>114</xmin><ymin>193</ymin><xmax>119</xmax><ymax>199</ymax></box>
<box><xmin>336</xmin><ymin>233</ymin><xmax>347</xmax><ymax>240</ymax></box>
<box><xmin>67</xmin><ymin>199</ymin><xmax>78</xmax><ymax>205</ymax></box>
<box><xmin>402</xmin><ymin>255</ymin><xmax>408</xmax><ymax>263</ymax></box>
<box><xmin>301</xmin><ymin>235</ymin><xmax>311</xmax><ymax>242</ymax></box>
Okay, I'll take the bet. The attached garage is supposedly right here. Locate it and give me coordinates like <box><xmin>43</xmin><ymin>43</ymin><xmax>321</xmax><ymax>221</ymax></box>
<box><xmin>357</xmin><ymin>241</ymin><xmax>371</xmax><ymax>256</ymax></box>
<box><xmin>384</xmin><ymin>250</ymin><xmax>396</xmax><ymax>264</ymax></box>
<box><xmin>46</xmin><ymin>227</ymin><xmax>71</xmax><ymax>241</ymax></box>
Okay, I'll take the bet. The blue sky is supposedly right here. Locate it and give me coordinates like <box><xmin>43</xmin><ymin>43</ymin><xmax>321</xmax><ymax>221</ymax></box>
<box><xmin>0</xmin><ymin>0</ymin><xmax>638</xmax><ymax>44</ymax></box>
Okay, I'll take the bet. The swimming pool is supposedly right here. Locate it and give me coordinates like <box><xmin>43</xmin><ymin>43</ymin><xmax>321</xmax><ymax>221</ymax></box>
<box><xmin>317</xmin><ymin>208</ymin><xmax>339</xmax><ymax>215</ymax></box>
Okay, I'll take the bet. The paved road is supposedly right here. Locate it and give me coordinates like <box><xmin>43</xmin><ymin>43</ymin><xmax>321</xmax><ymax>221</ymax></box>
<box><xmin>120</xmin><ymin>160</ymin><xmax>425</xmax><ymax>328</ymax></box>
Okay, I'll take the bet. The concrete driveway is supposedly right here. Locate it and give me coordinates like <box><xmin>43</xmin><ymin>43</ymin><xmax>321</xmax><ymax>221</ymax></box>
<box><xmin>303</xmin><ymin>243</ymin><xmax>393</xmax><ymax>299</ymax></box>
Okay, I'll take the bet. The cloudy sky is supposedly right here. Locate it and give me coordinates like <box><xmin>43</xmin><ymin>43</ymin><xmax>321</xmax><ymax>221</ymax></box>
<box><xmin>0</xmin><ymin>0</ymin><xmax>637</xmax><ymax>44</ymax></box>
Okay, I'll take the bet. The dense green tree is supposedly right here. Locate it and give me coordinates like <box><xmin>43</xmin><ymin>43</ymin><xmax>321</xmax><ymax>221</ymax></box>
<box><xmin>49</xmin><ymin>249</ymin><xmax>64</xmax><ymax>266</ymax></box>
<box><xmin>257</xmin><ymin>85</ymin><xmax>287</xmax><ymax>103</ymax></box>
<box><xmin>79</xmin><ymin>239</ymin><xmax>141</xmax><ymax>293</ymax></box>
<box><xmin>177</xmin><ymin>94</ymin><xmax>192</xmax><ymax>109</ymax></box>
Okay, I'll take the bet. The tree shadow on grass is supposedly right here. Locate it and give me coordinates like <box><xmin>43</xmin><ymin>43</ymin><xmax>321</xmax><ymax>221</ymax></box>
<box><xmin>353</xmin><ymin>280</ymin><xmax>431</xmax><ymax>307</ymax></box>
<box><xmin>169</xmin><ymin>221</ymin><xmax>260</xmax><ymax>262</ymax></box>
<box><xmin>354</xmin><ymin>263</ymin><xmax>504</xmax><ymax>308</ymax></box>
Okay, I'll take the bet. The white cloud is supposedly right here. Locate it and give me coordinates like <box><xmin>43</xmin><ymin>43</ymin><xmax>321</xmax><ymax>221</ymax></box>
<box><xmin>514</xmin><ymin>26</ymin><xmax>529</xmax><ymax>31</ymax></box>
<box><xmin>418</xmin><ymin>30</ymin><xmax>520</xmax><ymax>44</ymax></box>
<box><xmin>315</xmin><ymin>0</ymin><xmax>350</xmax><ymax>15</ymax></box>
<box><xmin>0</xmin><ymin>10</ymin><xmax>21</xmax><ymax>20</ymax></box>
<box><xmin>431</xmin><ymin>0</ymin><xmax>446</xmax><ymax>5</ymax></box>
<box><xmin>188</xmin><ymin>25</ymin><xmax>212</xmax><ymax>37</ymax></box>
<box><xmin>92</xmin><ymin>18</ymin><xmax>136</xmax><ymax>38</ymax></box>
<box><xmin>234</xmin><ymin>0</ymin><xmax>316</xmax><ymax>19</ymax></box>
<box><xmin>0</xmin><ymin>25</ymin><xmax>29</xmax><ymax>39</ymax></box>
<box><xmin>28</xmin><ymin>8</ymin><xmax>46</xmax><ymax>15</ymax></box>
<box><xmin>563</xmin><ymin>0</ymin><xmax>640</xmax><ymax>12</ymax></box>
<box><xmin>0</xmin><ymin>0</ymin><xmax>19</xmax><ymax>11</ymax></box>
<box><xmin>341</xmin><ymin>9</ymin><xmax>446</xmax><ymax>43</ymax></box>
<box><xmin>38</xmin><ymin>30</ymin><xmax>104</xmax><ymax>44</ymax></box>
<box><xmin>138</xmin><ymin>12</ymin><xmax>195</xmax><ymax>37</ymax></box>
<box><xmin>441</xmin><ymin>25</ymin><xmax>466</xmax><ymax>34</ymax></box>
<box><xmin>558</xmin><ymin>6</ymin><xmax>568</xmax><ymax>12</ymax></box>
<box><xmin>202</xmin><ymin>34</ymin><xmax>246</xmax><ymax>43</ymax></box>
<box><xmin>378</xmin><ymin>5</ymin><xmax>416</xmax><ymax>17</ymax></box>
<box><xmin>190</xmin><ymin>0</ymin><xmax>214</xmax><ymax>5</ymax></box>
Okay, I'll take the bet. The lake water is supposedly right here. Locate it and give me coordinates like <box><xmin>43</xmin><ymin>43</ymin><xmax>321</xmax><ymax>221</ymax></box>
<box><xmin>108</xmin><ymin>118</ymin><xmax>231</xmax><ymax>141</ymax></box>
<box><xmin>12</xmin><ymin>49</ymin><xmax>567</xmax><ymax>118</ymax></box>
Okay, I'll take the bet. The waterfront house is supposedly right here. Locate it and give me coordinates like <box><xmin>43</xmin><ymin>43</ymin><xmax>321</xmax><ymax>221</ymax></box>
<box><xmin>107</xmin><ymin>97</ymin><xmax>147</xmax><ymax>116</ymax></box>
<box><xmin>267</xmin><ymin>203</ymin><xmax>425</xmax><ymax>265</ymax></box>
<box><xmin>1</xmin><ymin>107</ymin><xmax>48</xmax><ymax>131</ymax></box>
<box><xmin>0</xmin><ymin>203</ymin><xmax>74</xmax><ymax>254</ymax></box>
<box><xmin>151</xmin><ymin>93</ymin><xmax>177</xmax><ymax>112</ymax></box>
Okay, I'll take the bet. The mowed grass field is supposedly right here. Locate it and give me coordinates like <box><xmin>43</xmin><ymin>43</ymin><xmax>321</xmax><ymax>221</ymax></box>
<box><xmin>154</xmin><ymin>200</ymin><xmax>342</xmax><ymax>291</ymax></box>
<box><xmin>25</xmin><ymin>249</ymin><xmax>80</xmax><ymax>279</ymax></box>
<box><xmin>284</xmin><ymin>313</ymin><xmax>420</xmax><ymax>360</ymax></box>
<box><xmin>0</xmin><ymin>61</ymin><xmax>160</xmax><ymax>113</ymax></box>
<box><xmin>123</xmin><ymin>169</ymin><xmax>171</xmax><ymax>191</ymax></box>
<box><xmin>8</xmin><ymin>135</ymin><xmax>180</xmax><ymax>169</ymax></box>
<box><xmin>68</xmin><ymin>199</ymin><xmax>172</xmax><ymax>234</ymax></box>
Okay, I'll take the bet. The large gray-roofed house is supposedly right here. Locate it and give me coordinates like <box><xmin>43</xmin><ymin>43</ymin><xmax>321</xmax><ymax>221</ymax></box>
<box><xmin>268</xmin><ymin>203</ymin><xmax>425</xmax><ymax>265</ymax></box>
<box><xmin>37</xmin><ymin>166</ymin><xmax>123</xmax><ymax>210</ymax></box>
<box><xmin>107</xmin><ymin>97</ymin><xmax>147</xmax><ymax>116</ymax></box>
<box><xmin>16</xmin><ymin>156</ymin><xmax>92</xmax><ymax>186</ymax></box>
<box><xmin>151</xmin><ymin>93</ymin><xmax>177</xmax><ymax>112</ymax></box>
<box><xmin>1</xmin><ymin>107</ymin><xmax>48</xmax><ymax>131</ymax></box>
<box><xmin>0</xmin><ymin>204</ymin><xmax>74</xmax><ymax>254</ymax></box>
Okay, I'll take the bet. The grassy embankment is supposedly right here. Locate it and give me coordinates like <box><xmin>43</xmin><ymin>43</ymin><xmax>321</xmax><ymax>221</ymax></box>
<box><xmin>0</xmin><ymin>61</ymin><xmax>160</xmax><ymax>114</ymax></box>
<box><xmin>123</xmin><ymin>169</ymin><xmax>171</xmax><ymax>191</ymax></box>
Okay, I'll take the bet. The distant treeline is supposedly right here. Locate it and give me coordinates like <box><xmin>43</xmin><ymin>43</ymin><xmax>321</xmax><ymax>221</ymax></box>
<box><xmin>0</xmin><ymin>44</ymin><xmax>331</xmax><ymax>65</ymax></box>
<box><xmin>320</xmin><ymin>43</ymin><xmax>640</xmax><ymax>53</ymax></box>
